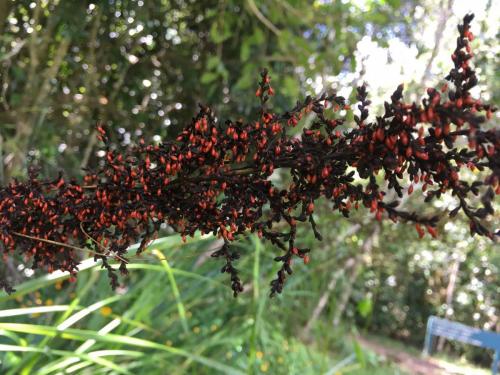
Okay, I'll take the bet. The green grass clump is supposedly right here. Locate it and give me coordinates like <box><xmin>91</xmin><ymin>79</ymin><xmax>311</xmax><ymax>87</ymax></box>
<box><xmin>0</xmin><ymin>234</ymin><xmax>403</xmax><ymax>374</ymax></box>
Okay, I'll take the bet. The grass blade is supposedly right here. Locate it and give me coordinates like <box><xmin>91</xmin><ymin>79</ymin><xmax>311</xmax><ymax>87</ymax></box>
<box><xmin>0</xmin><ymin>323</ymin><xmax>245</xmax><ymax>375</ymax></box>
<box><xmin>57</xmin><ymin>295</ymin><xmax>123</xmax><ymax>330</ymax></box>
<box><xmin>0</xmin><ymin>305</ymin><xmax>71</xmax><ymax>318</ymax></box>
<box><xmin>0</xmin><ymin>344</ymin><xmax>133</xmax><ymax>374</ymax></box>
<box><xmin>152</xmin><ymin>249</ymin><xmax>189</xmax><ymax>334</ymax></box>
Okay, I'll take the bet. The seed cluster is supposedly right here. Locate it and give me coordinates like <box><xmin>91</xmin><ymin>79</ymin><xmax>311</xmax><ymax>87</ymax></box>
<box><xmin>0</xmin><ymin>14</ymin><xmax>497</xmax><ymax>296</ymax></box>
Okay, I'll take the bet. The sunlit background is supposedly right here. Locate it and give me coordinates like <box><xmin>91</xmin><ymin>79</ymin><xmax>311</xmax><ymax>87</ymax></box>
<box><xmin>0</xmin><ymin>0</ymin><xmax>498</xmax><ymax>374</ymax></box>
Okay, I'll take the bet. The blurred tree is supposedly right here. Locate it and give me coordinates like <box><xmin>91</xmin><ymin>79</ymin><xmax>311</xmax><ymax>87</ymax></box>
<box><xmin>0</xmin><ymin>0</ymin><xmax>410</xmax><ymax>180</ymax></box>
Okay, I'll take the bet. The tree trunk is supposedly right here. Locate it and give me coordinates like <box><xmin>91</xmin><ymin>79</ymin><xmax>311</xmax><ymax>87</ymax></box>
<box><xmin>0</xmin><ymin>1</ymin><xmax>12</xmax><ymax>35</ymax></box>
<box><xmin>332</xmin><ymin>224</ymin><xmax>379</xmax><ymax>327</ymax></box>
<box><xmin>437</xmin><ymin>257</ymin><xmax>460</xmax><ymax>351</ymax></box>
<box><xmin>5</xmin><ymin>37</ymin><xmax>70</xmax><ymax>179</ymax></box>
<box><xmin>300</xmin><ymin>224</ymin><xmax>361</xmax><ymax>340</ymax></box>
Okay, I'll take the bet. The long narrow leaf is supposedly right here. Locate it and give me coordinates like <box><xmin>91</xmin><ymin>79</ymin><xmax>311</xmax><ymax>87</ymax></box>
<box><xmin>0</xmin><ymin>344</ymin><xmax>132</xmax><ymax>374</ymax></box>
<box><xmin>152</xmin><ymin>249</ymin><xmax>189</xmax><ymax>334</ymax></box>
<box><xmin>0</xmin><ymin>323</ymin><xmax>245</xmax><ymax>375</ymax></box>
<box><xmin>0</xmin><ymin>305</ymin><xmax>71</xmax><ymax>318</ymax></box>
<box><xmin>57</xmin><ymin>295</ymin><xmax>123</xmax><ymax>330</ymax></box>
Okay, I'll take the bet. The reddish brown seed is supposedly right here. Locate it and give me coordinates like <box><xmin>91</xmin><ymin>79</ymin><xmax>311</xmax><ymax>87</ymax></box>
<box><xmin>427</xmin><ymin>225</ymin><xmax>438</xmax><ymax>238</ymax></box>
<box><xmin>321</xmin><ymin>167</ymin><xmax>329</xmax><ymax>178</ymax></box>
<box><xmin>415</xmin><ymin>224</ymin><xmax>425</xmax><ymax>238</ymax></box>
<box><xmin>0</xmin><ymin>18</ymin><xmax>496</xmax><ymax>298</ymax></box>
<box><xmin>303</xmin><ymin>255</ymin><xmax>310</xmax><ymax>265</ymax></box>
<box><xmin>400</xmin><ymin>133</ymin><xmax>408</xmax><ymax>146</ymax></box>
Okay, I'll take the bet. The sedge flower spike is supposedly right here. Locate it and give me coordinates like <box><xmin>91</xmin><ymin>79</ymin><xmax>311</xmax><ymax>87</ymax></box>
<box><xmin>0</xmin><ymin>14</ymin><xmax>497</xmax><ymax>296</ymax></box>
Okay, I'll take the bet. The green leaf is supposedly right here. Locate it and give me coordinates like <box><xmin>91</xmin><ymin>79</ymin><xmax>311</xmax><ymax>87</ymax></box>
<box><xmin>0</xmin><ymin>323</ymin><xmax>245</xmax><ymax>375</ymax></box>
<box><xmin>357</xmin><ymin>297</ymin><xmax>373</xmax><ymax>318</ymax></box>
<box><xmin>57</xmin><ymin>295</ymin><xmax>123</xmax><ymax>330</ymax></box>
<box><xmin>353</xmin><ymin>340</ymin><xmax>366</xmax><ymax>368</ymax></box>
<box><xmin>387</xmin><ymin>0</ymin><xmax>401</xmax><ymax>8</ymax></box>
<box><xmin>206</xmin><ymin>56</ymin><xmax>220</xmax><ymax>70</ymax></box>
<box><xmin>240</xmin><ymin>40</ymin><xmax>251</xmax><ymax>62</ymax></box>
<box><xmin>152</xmin><ymin>249</ymin><xmax>189</xmax><ymax>334</ymax></box>
<box><xmin>0</xmin><ymin>344</ymin><xmax>134</xmax><ymax>374</ymax></box>
<box><xmin>0</xmin><ymin>305</ymin><xmax>72</xmax><ymax>318</ymax></box>
<box><xmin>200</xmin><ymin>72</ymin><xmax>218</xmax><ymax>84</ymax></box>
<box><xmin>251</xmin><ymin>28</ymin><xmax>264</xmax><ymax>45</ymax></box>
<box><xmin>235</xmin><ymin>64</ymin><xmax>256</xmax><ymax>90</ymax></box>
<box><xmin>283</xmin><ymin>76</ymin><xmax>300</xmax><ymax>99</ymax></box>
<box><xmin>209</xmin><ymin>22</ymin><xmax>232</xmax><ymax>44</ymax></box>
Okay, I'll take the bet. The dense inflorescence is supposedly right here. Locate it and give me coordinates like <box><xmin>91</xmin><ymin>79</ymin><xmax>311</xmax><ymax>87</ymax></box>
<box><xmin>0</xmin><ymin>14</ymin><xmax>498</xmax><ymax>296</ymax></box>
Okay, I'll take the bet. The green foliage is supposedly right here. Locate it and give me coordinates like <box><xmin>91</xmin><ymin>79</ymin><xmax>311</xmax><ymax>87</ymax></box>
<box><xmin>357</xmin><ymin>297</ymin><xmax>373</xmax><ymax>319</ymax></box>
<box><xmin>0</xmin><ymin>234</ymin><xmax>400</xmax><ymax>374</ymax></box>
<box><xmin>0</xmin><ymin>0</ymin><xmax>413</xmax><ymax>179</ymax></box>
<box><xmin>0</xmin><ymin>206</ymin><xmax>496</xmax><ymax>373</ymax></box>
